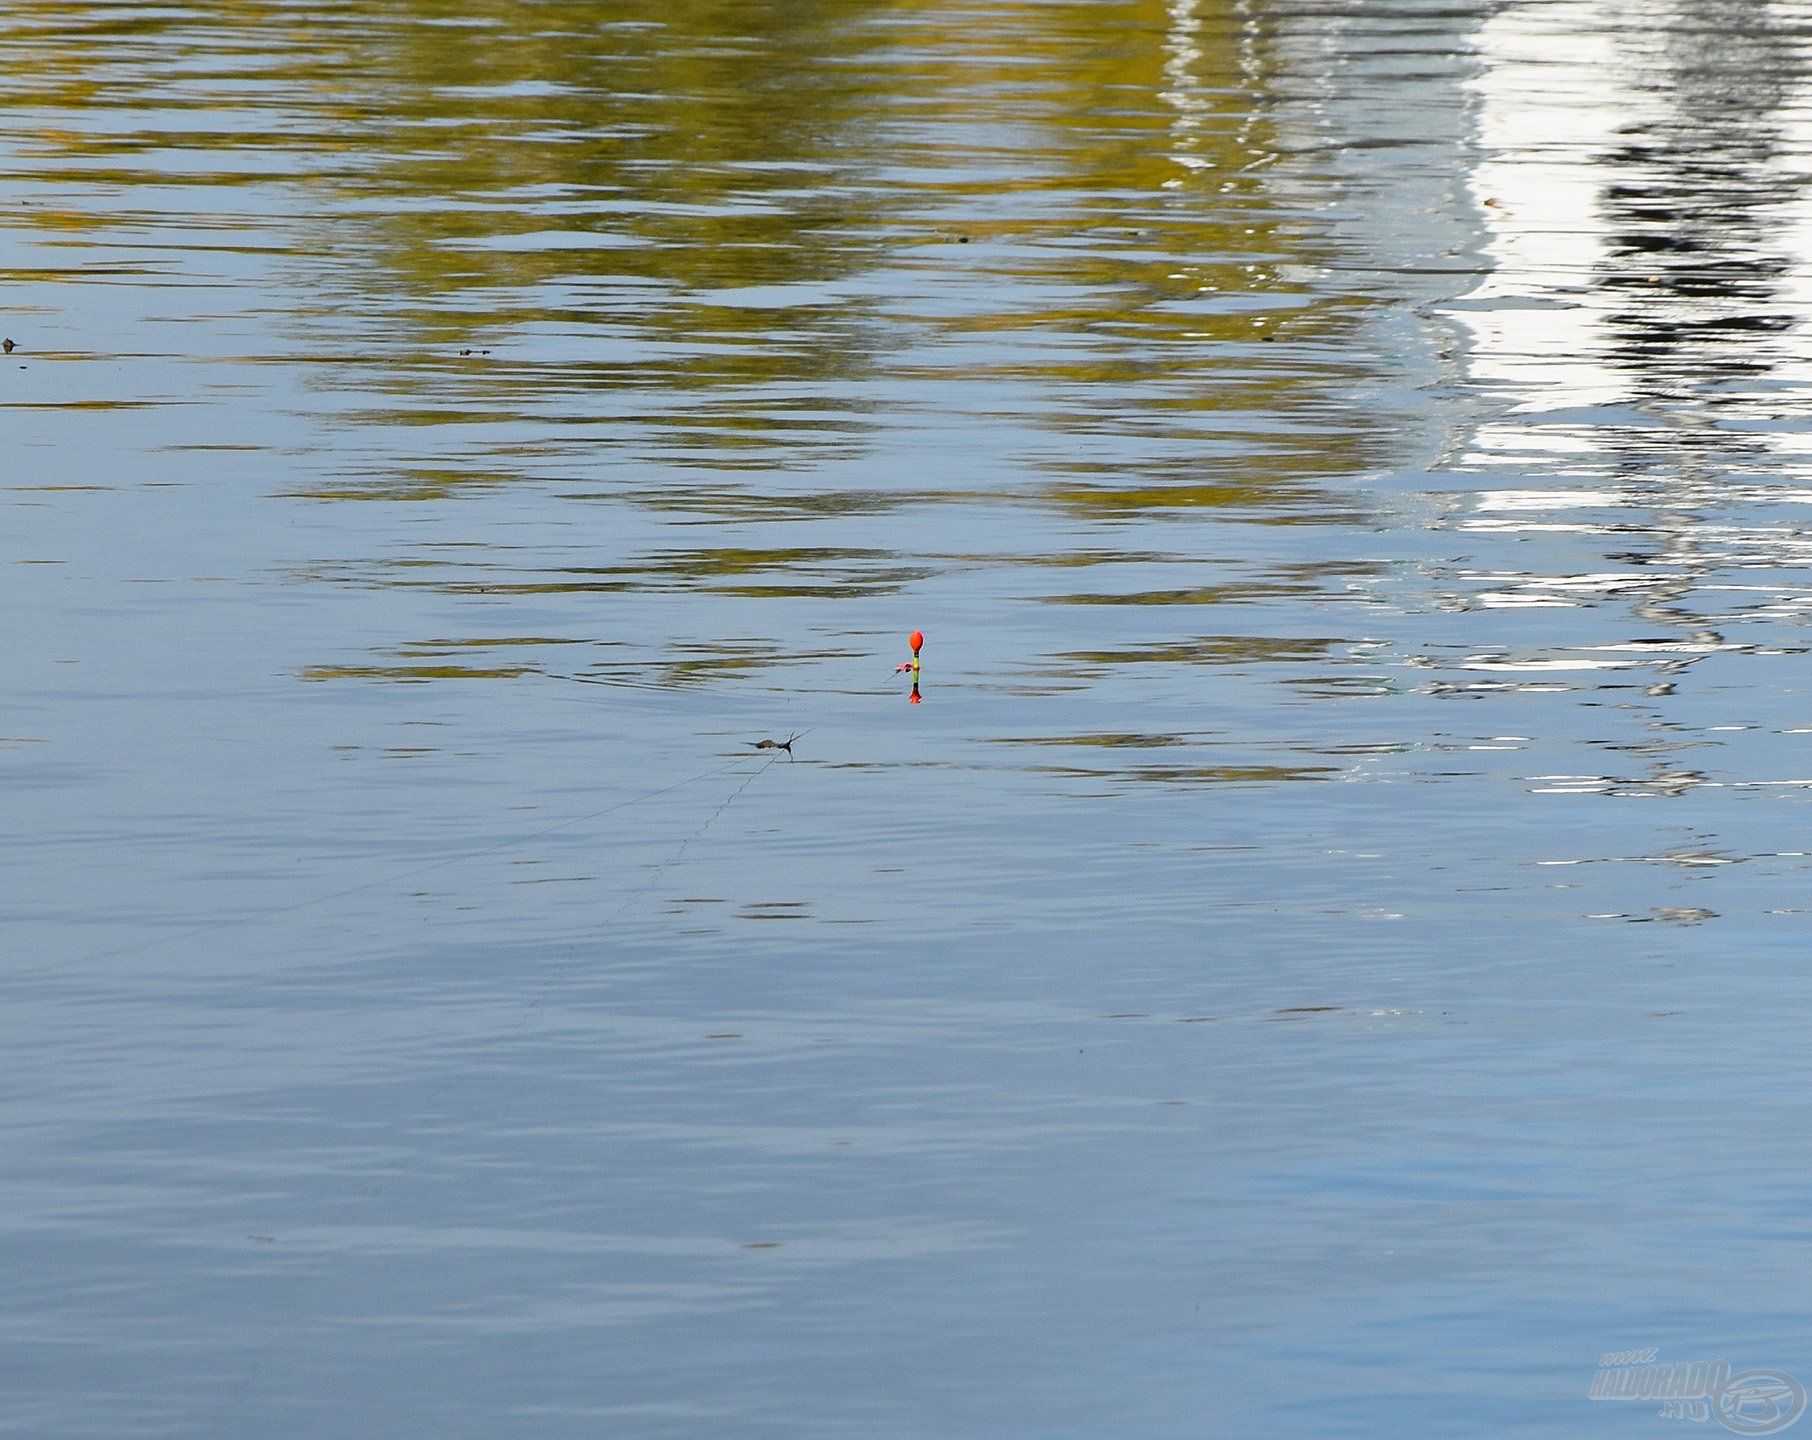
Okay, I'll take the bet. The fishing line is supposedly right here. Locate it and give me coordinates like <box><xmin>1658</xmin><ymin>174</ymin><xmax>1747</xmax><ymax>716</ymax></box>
<box><xmin>546</xmin><ymin>671</ymin><xmax>692</xmax><ymax>695</ymax></box>
<box><xmin>29</xmin><ymin>751</ymin><xmax>768</xmax><ymax>980</ymax></box>
<box><xmin>596</xmin><ymin>749</ymin><xmax>788</xmax><ymax>930</ymax></box>
<box><xmin>30</xmin><ymin>632</ymin><xmax>920</xmax><ymax>978</ymax></box>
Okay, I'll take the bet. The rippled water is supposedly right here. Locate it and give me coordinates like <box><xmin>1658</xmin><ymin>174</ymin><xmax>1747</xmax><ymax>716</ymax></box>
<box><xmin>6</xmin><ymin>1</ymin><xmax>1812</xmax><ymax>1435</ymax></box>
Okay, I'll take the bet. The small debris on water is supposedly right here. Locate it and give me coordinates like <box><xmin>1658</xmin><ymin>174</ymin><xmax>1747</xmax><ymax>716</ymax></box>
<box><xmin>748</xmin><ymin>731</ymin><xmax>804</xmax><ymax>757</ymax></box>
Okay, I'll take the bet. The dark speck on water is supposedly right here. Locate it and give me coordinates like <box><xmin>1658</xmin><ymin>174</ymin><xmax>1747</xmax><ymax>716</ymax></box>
<box><xmin>5</xmin><ymin>0</ymin><xmax>1812</xmax><ymax>1436</ymax></box>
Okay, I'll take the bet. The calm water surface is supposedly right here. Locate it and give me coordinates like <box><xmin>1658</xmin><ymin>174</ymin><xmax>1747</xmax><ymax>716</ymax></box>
<box><xmin>4</xmin><ymin>1</ymin><xmax>1812</xmax><ymax>1435</ymax></box>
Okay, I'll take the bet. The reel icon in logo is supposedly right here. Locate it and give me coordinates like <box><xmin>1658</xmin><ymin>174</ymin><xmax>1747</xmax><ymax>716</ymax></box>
<box><xmin>1717</xmin><ymin>1370</ymin><xmax>1807</xmax><ymax>1436</ymax></box>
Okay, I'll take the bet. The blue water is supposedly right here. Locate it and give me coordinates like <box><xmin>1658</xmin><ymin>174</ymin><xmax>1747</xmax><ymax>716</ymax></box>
<box><xmin>4</xmin><ymin>0</ymin><xmax>1810</xmax><ymax>1434</ymax></box>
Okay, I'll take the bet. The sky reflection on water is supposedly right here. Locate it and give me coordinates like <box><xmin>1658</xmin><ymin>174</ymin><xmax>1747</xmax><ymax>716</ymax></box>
<box><xmin>4</xmin><ymin>1</ymin><xmax>1812</xmax><ymax>1436</ymax></box>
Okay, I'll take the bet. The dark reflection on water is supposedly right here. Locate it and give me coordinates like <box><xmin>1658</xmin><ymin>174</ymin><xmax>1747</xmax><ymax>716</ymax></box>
<box><xmin>1597</xmin><ymin>0</ymin><xmax>1804</xmax><ymax>388</ymax></box>
<box><xmin>6</xmin><ymin>0</ymin><xmax>1812</xmax><ymax>1436</ymax></box>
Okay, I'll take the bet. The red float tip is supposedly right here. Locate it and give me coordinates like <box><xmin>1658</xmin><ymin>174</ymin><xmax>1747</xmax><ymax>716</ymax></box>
<box><xmin>909</xmin><ymin>630</ymin><xmax>924</xmax><ymax>653</ymax></box>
